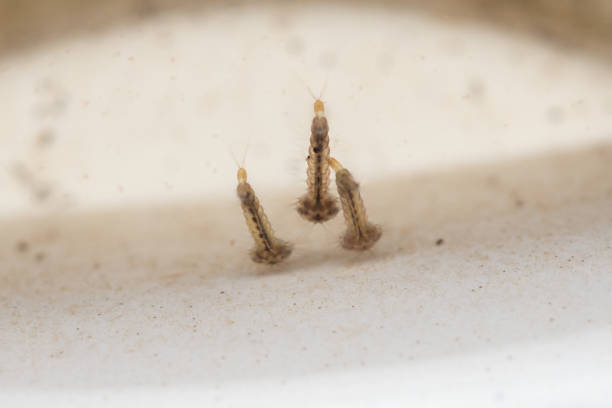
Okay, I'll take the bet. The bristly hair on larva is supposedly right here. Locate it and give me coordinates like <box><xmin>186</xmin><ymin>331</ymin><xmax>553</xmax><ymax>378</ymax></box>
<box><xmin>328</xmin><ymin>157</ymin><xmax>382</xmax><ymax>251</ymax></box>
<box><xmin>296</xmin><ymin>98</ymin><xmax>339</xmax><ymax>223</ymax></box>
<box><xmin>236</xmin><ymin>167</ymin><xmax>293</xmax><ymax>264</ymax></box>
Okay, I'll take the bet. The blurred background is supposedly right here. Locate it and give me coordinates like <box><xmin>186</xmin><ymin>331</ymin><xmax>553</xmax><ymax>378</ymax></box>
<box><xmin>1</xmin><ymin>1</ymin><xmax>611</xmax><ymax>406</ymax></box>
<box><xmin>3</xmin><ymin>0</ymin><xmax>612</xmax><ymax>58</ymax></box>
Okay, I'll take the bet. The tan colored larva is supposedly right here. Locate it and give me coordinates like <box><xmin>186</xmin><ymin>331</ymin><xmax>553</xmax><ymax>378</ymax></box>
<box><xmin>236</xmin><ymin>167</ymin><xmax>293</xmax><ymax>264</ymax></box>
<box><xmin>329</xmin><ymin>157</ymin><xmax>382</xmax><ymax>251</ymax></box>
<box><xmin>297</xmin><ymin>99</ymin><xmax>339</xmax><ymax>223</ymax></box>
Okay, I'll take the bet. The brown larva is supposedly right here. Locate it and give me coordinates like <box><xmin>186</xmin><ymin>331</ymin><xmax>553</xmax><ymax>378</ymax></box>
<box><xmin>329</xmin><ymin>157</ymin><xmax>381</xmax><ymax>251</ymax></box>
<box><xmin>236</xmin><ymin>167</ymin><xmax>293</xmax><ymax>264</ymax></box>
<box><xmin>296</xmin><ymin>99</ymin><xmax>339</xmax><ymax>223</ymax></box>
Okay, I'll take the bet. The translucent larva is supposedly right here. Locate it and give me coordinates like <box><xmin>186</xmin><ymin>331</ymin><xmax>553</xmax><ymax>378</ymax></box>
<box><xmin>236</xmin><ymin>167</ymin><xmax>293</xmax><ymax>264</ymax></box>
<box><xmin>329</xmin><ymin>157</ymin><xmax>381</xmax><ymax>251</ymax></box>
<box><xmin>296</xmin><ymin>100</ymin><xmax>339</xmax><ymax>223</ymax></box>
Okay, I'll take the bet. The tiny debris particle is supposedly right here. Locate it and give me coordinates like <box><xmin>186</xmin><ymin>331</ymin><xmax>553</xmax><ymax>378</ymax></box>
<box><xmin>36</xmin><ymin>129</ymin><xmax>55</xmax><ymax>148</ymax></box>
<box><xmin>435</xmin><ymin>238</ymin><xmax>444</xmax><ymax>246</ymax></box>
<box><xmin>220</xmin><ymin>291</ymin><xmax>225</xmax><ymax>294</ymax></box>
<box><xmin>34</xmin><ymin>252</ymin><xmax>46</xmax><ymax>262</ymax></box>
<box><xmin>16</xmin><ymin>241</ymin><xmax>29</xmax><ymax>253</ymax></box>
<box><xmin>36</xmin><ymin>187</ymin><xmax>52</xmax><ymax>202</ymax></box>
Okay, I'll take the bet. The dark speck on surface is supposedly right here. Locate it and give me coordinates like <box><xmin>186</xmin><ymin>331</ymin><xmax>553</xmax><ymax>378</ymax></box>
<box><xmin>16</xmin><ymin>241</ymin><xmax>29</xmax><ymax>253</ymax></box>
<box><xmin>36</xmin><ymin>129</ymin><xmax>56</xmax><ymax>148</ymax></box>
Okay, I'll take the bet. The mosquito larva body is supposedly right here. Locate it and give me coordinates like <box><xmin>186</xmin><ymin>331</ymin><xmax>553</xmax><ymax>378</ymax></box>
<box><xmin>297</xmin><ymin>100</ymin><xmax>339</xmax><ymax>223</ymax></box>
<box><xmin>236</xmin><ymin>167</ymin><xmax>293</xmax><ymax>264</ymax></box>
<box><xmin>329</xmin><ymin>157</ymin><xmax>381</xmax><ymax>251</ymax></box>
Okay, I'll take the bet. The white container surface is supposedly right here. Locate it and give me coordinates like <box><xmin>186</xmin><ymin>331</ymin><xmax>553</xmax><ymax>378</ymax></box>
<box><xmin>1</xmin><ymin>2</ymin><xmax>611</xmax><ymax>407</ymax></box>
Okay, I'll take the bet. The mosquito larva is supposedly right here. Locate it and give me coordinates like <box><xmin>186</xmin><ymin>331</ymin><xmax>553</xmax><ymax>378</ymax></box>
<box><xmin>236</xmin><ymin>167</ymin><xmax>293</xmax><ymax>264</ymax></box>
<box><xmin>329</xmin><ymin>157</ymin><xmax>382</xmax><ymax>251</ymax></box>
<box><xmin>297</xmin><ymin>99</ymin><xmax>339</xmax><ymax>223</ymax></box>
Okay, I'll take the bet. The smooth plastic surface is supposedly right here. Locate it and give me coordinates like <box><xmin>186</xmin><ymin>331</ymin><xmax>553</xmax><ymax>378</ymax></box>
<box><xmin>1</xmin><ymin>3</ymin><xmax>611</xmax><ymax>407</ymax></box>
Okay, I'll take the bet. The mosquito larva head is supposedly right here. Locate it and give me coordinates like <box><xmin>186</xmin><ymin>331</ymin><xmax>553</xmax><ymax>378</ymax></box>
<box><xmin>237</xmin><ymin>167</ymin><xmax>247</xmax><ymax>184</ymax></box>
<box><xmin>314</xmin><ymin>99</ymin><xmax>325</xmax><ymax>117</ymax></box>
<box><xmin>328</xmin><ymin>157</ymin><xmax>343</xmax><ymax>172</ymax></box>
